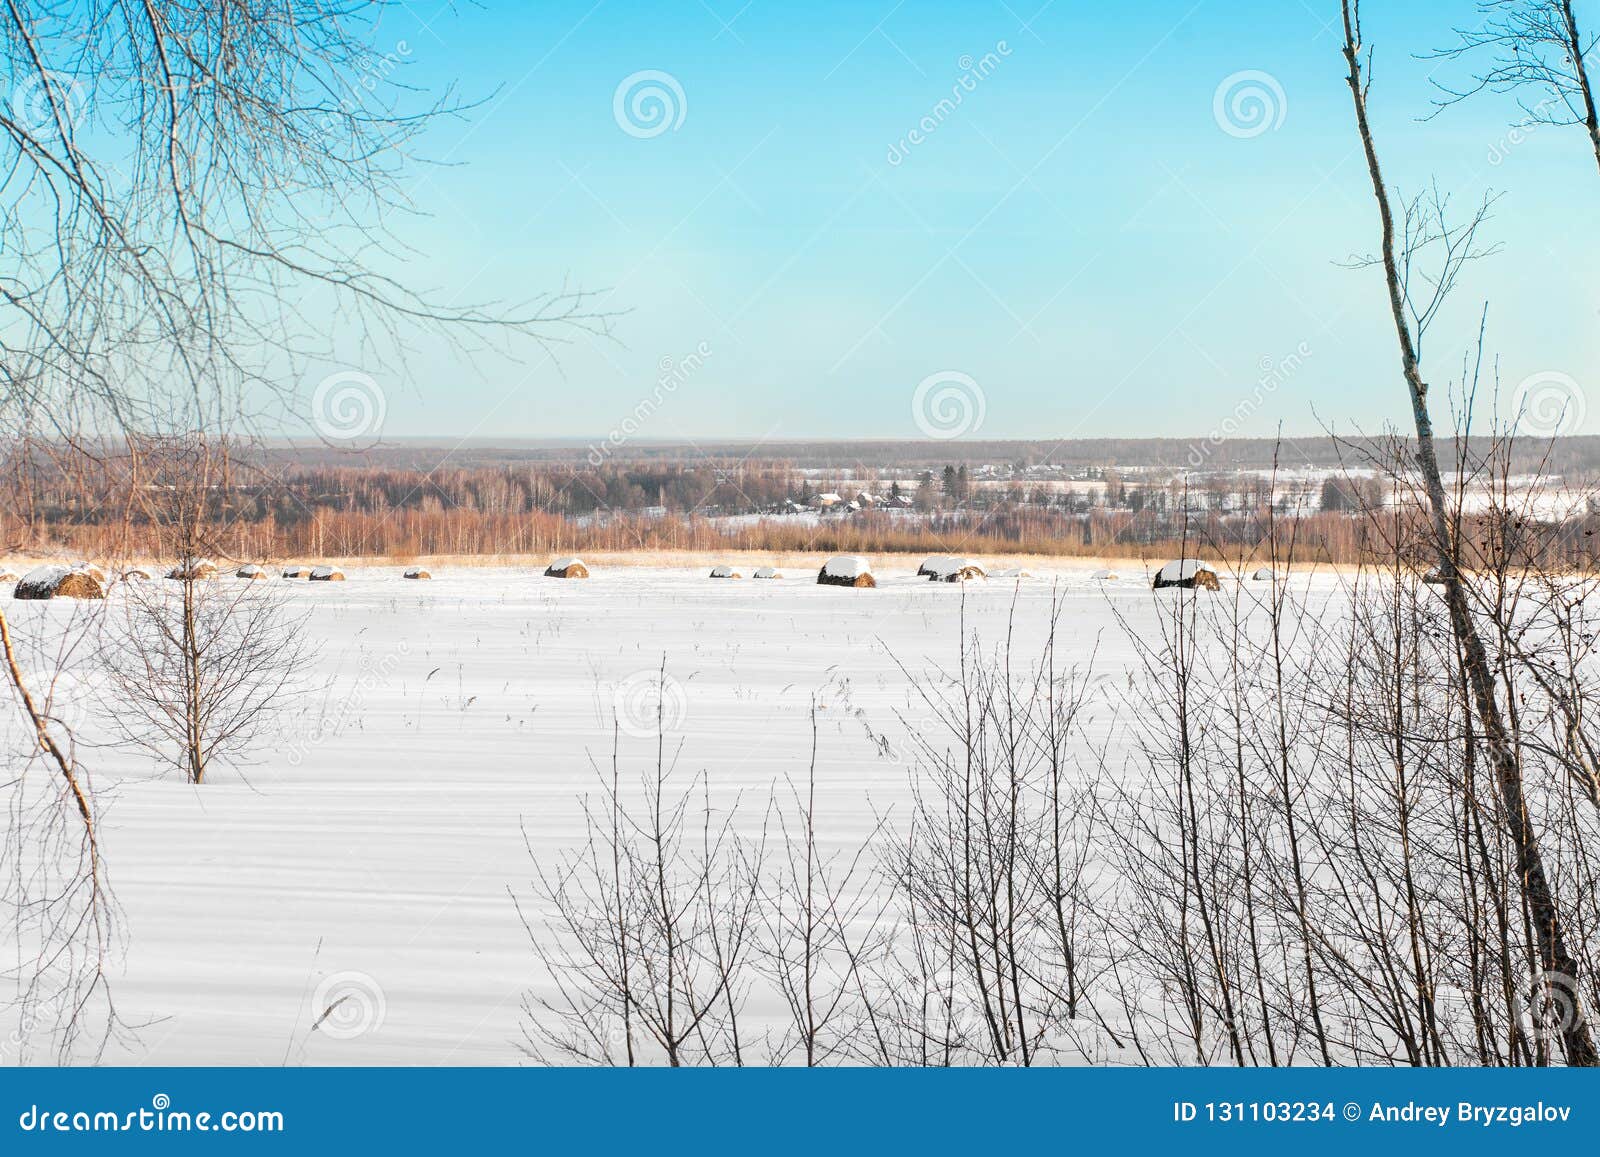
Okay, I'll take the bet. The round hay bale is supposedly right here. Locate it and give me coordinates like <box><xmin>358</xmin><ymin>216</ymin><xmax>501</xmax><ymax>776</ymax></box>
<box><xmin>15</xmin><ymin>564</ymin><xmax>105</xmax><ymax>600</ymax></box>
<box><xmin>309</xmin><ymin>565</ymin><xmax>345</xmax><ymax>582</ymax></box>
<box><xmin>941</xmin><ymin>563</ymin><xmax>987</xmax><ymax>583</ymax></box>
<box><xmin>817</xmin><ymin>555</ymin><xmax>875</xmax><ymax>588</ymax></box>
<box><xmin>167</xmin><ymin>557</ymin><xmax>219</xmax><ymax>581</ymax></box>
<box><xmin>1251</xmin><ymin>567</ymin><xmax>1276</xmax><ymax>581</ymax></box>
<box><xmin>403</xmin><ymin>566</ymin><xmax>432</xmax><ymax>580</ymax></box>
<box><xmin>709</xmin><ymin>565</ymin><xmax>742</xmax><ymax>579</ymax></box>
<box><xmin>752</xmin><ymin>566</ymin><xmax>782</xmax><ymax>579</ymax></box>
<box><xmin>917</xmin><ymin>555</ymin><xmax>954</xmax><ymax>578</ymax></box>
<box><xmin>236</xmin><ymin>564</ymin><xmax>268</xmax><ymax>580</ymax></box>
<box><xmin>70</xmin><ymin>561</ymin><xmax>108</xmax><ymax>583</ymax></box>
<box><xmin>1152</xmin><ymin>559</ymin><xmax>1220</xmax><ymax>591</ymax></box>
<box><xmin>545</xmin><ymin>557</ymin><xmax>589</xmax><ymax>579</ymax></box>
<box><xmin>282</xmin><ymin>565</ymin><xmax>313</xmax><ymax>579</ymax></box>
<box><xmin>1090</xmin><ymin>569</ymin><xmax>1117</xmax><ymax>580</ymax></box>
<box><xmin>120</xmin><ymin>567</ymin><xmax>153</xmax><ymax>582</ymax></box>
<box><xmin>995</xmin><ymin>567</ymin><xmax>1034</xmax><ymax>579</ymax></box>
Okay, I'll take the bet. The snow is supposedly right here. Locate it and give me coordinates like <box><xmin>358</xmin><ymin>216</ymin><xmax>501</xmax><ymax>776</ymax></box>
<box><xmin>1154</xmin><ymin>559</ymin><xmax>1217</xmax><ymax>584</ymax></box>
<box><xmin>820</xmin><ymin>554</ymin><xmax>872</xmax><ymax>579</ymax></box>
<box><xmin>0</xmin><ymin>561</ymin><xmax>1349</xmax><ymax>1064</ymax></box>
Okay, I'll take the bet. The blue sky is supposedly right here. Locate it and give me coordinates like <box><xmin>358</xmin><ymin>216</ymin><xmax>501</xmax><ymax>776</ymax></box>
<box><xmin>326</xmin><ymin>0</ymin><xmax>1600</xmax><ymax>443</ymax></box>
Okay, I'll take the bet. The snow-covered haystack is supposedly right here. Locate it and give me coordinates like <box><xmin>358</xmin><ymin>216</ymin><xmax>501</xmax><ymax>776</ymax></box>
<box><xmin>817</xmin><ymin>555</ymin><xmax>875</xmax><ymax>588</ymax></box>
<box><xmin>167</xmin><ymin>557</ymin><xmax>218</xmax><ymax>581</ymax></box>
<box><xmin>14</xmin><ymin>564</ymin><xmax>105</xmax><ymax>601</ymax></box>
<box><xmin>282</xmin><ymin>565</ymin><xmax>313</xmax><ymax>579</ymax></box>
<box><xmin>1422</xmin><ymin>566</ymin><xmax>1451</xmax><ymax>586</ymax></box>
<box><xmin>121</xmin><ymin>567</ymin><xmax>152</xmax><ymax>582</ymax></box>
<box><xmin>545</xmin><ymin>557</ymin><xmax>589</xmax><ymax>579</ymax></box>
<box><xmin>1091</xmin><ymin>569</ymin><xmax>1118</xmax><ymax>580</ymax></box>
<box><xmin>236</xmin><ymin>564</ymin><xmax>268</xmax><ymax>580</ymax></box>
<box><xmin>309</xmin><ymin>565</ymin><xmax>346</xmax><ymax>582</ymax></box>
<box><xmin>403</xmin><ymin>566</ymin><xmax>432</xmax><ymax>580</ymax></box>
<box><xmin>70</xmin><ymin>561</ymin><xmax>108</xmax><ymax>583</ymax></box>
<box><xmin>0</xmin><ymin>567</ymin><xmax>19</xmax><ymax>583</ymax></box>
<box><xmin>995</xmin><ymin>567</ymin><xmax>1033</xmax><ymax>579</ymax></box>
<box><xmin>709</xmin><ymin>565</ymin><xmax>742</xmax><ymax>579</ymax></box>
<box><xmin>753</xmin><ymin>566</ymin><xmax>782</xmax><ymax>580</ymax></box>
<box><xmin>1152</xmin><ymin>559</ymin><xmax>1220</xmax><ymax>591</ymax></box>
<box><xmin>920</xmin><ymin>555</ymin><xmax>986</xmax><ymax>581</ymax></box>
<box><xmin>1251</xmin><ymin>567</ymin><xmax>1276</xmax><ymax>581</ymax></box>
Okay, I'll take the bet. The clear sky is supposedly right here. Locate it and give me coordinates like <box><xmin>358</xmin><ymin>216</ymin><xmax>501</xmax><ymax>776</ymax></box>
<box><xmin>320</xmin><ymin>0</ymin><xmax>1600</xmax><ymax>445</ymax></box>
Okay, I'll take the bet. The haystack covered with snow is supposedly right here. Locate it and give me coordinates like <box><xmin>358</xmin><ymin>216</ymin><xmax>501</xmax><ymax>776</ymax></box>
<box><xmin>167</xmin><ymin>557</ymin><xmax>219</xmax><ymax>581</ymax></box>
<box><xmin>1251</xmin><ymin>567</ymin><xmax>1275</xmax><ymax>581</ymax></box>
<box><xmin>121</xmin><ymin>567</ymin><xmax>152</xmax><ymax>581</ymax></box>
<box><xmin>921</xmin><ymin>555</ymin><xmax>986</xmax><ymax>582</ymax></box>
<box><xmin>403</xmin><ymin>566</ymin><xmax>432</xmax><ymax>580</ymax></box>
<box><xmin>1152</xmin><ymin>559</ymin><xmax>1219</xmax><ymax>591</ymax></box>
<box><xmin>14</xmin><ymin>564</ymin><xmax>104</xmax><ymax>601</ymax></box>
<box><xmin>995</xmin><ymin>567</ymin><xmax>1033</xmax><ymax>579</ymax></box>
<box><xmin>817</xmin><ymin>555</ymin><xmax>875</xmax><ymax>588</ymax></box>
<box><xmin>70</xmin><ymin>561</ymin><xmax>108</xmax><ymax>583</ymax></box>
<box><xmin>753</xmin><ymin>566</ymin><xmax>782</xmax><ymax>580</ymax></box>
<box><xmin>282</xmin><ymin>565</ymin><xmax>312</xmax><ymax>579</ymax></box>
<box><xmin>1091</xmin><ymin>569</ymin><xmax>1118</xmax><ymax>580</ymax></box>
<box><xmin>309</xmin><ymin>565</ymin><xmax>345</xmax><ymax>582</ymax></box>
<box><xmin>545</xmin><ymin>557</ymin><xmax>589</xmax><ymax>579</ymax></box>
<box><xmin>709</xmin><ymin>565</ymin><xmax>742</xmax><ymax>579</ymax></box>
<box><xmin>236</xmin><ymin>564</ymin><xmax>268</xmax><ymax>580</ymax></box>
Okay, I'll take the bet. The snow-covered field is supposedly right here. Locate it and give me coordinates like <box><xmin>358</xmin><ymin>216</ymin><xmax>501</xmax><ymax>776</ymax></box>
<box><xmin>3</xmin><ymin>561</ymin><xmax>1346</xmax><ymax>1065</ymax></box>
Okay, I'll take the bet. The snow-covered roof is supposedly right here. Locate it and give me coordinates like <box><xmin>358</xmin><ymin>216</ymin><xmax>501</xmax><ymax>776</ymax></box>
<box><xmin>821</xmin><ymin>555</ymin><xmax>872</xmax><ymax>579</ymax></box>
<box><xmin>1155</xmin><ymin>559</ymin><xmax>1217</xmax><ymax>583</ymax></box>
<box><xmin>810</xmin><ymin>492</ymin><xmax>843</xmax><ymax>505</ymax></box>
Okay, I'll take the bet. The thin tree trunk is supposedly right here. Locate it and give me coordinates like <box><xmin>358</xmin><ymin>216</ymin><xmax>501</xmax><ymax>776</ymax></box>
<box><xmin>1339</xmin><ymin>0</ymin><xmax>1598</xmax><ymax>1066</ymax></box>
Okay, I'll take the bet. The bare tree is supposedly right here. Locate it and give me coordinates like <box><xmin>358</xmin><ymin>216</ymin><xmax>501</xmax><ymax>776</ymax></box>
<box><xmin>1339</xmin><ymin>0</ymin><xmax>1597</xmax><ymax>1065</ymax></box>
<box><xmin>1432</xmin><ymin>0</ymin><xmax>1600</xmax><ymax>178</ymax></box>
